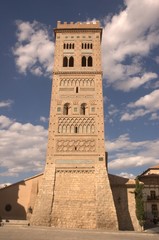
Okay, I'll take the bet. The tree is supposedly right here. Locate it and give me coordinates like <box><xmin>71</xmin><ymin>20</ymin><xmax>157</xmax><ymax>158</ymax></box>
<box><xmin>135</xmin><ymin>178</ymin><xmax>145</xmax><ymax>227</ymax></box>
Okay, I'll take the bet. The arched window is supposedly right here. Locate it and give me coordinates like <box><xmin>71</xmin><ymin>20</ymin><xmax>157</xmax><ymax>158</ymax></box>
<box><xmin>82</xmin><ymin>43</ymin><xmax>84</xmax><ymax>49</ymax></box>
<box><xmin>62</xmin><ymin>125</ymin><xmax>66</xmax><ymax>133</ymax></box>
<box><xmin>66</xmin><ymin>125</ymin><xmax>70</xmax><ymax>133</ymax></box>
<box><xmin>90</xmin><ymin>43</ymin><xmax>93</xmax><ymax>49</ymax></box>
<box><xmin>91</xmin><ymin>124</ymin><xmax>95</xmax><ymax>133</ymax></box>
<box><xmin>88</xmin><ymin>56</ymin><xmax>93</xmax><ymax>67</ymax></box>
<box><xmin>63</xmin><ymin>103</ymin><xmax>70</xmax><ymax>115</ymax></box>
<box><xmin>72</xmin><ymin>43</ymin><xmax>74</xmax><ymax>49</ymax></box>
<box><xmin>80</xmin><ymin>103</ymin><xmax>86</xmax><ymax>115</ymax></box>
<box><xmin>85</xmin><ymin>43</ymin><xmax>87</xmax><ymax>49</ymax></box>
<box><xmin>58</xmin><ymin>125</ymin><xmax>62</xmax><ymax>133</ymax></box>
<box><xmin>82</xmin><ymin>56</ymin><xmax>86</xmax><ymax>67</ymax></box>
<box><xmin>67</xmin><ymin>43</ymin><xmax>69</xmax><ymax>49</ymax></box>
<box><xmin>83</xmin><ymin>125</ymin><xmax>86</xmax><ymax>133</ymax></box>
<box><xmin>63</xmin><ymin>57</ymin><xmax>68</xmax><ymax>67</ymax></box>
<box><xmin>75</xmin><ymin>126</ymin><xmax>78</xmax><ymax>133</ymax></box>
<box><xmin>76</xmin><ymin>87</ymin><xmax>78</xmax><ymax>93</ymax></box>
<box><xmin>64</xmin><ymin>43</ymin><xmax>66</xmax><ymax>49</ymax></box>
<box><xmin>69</xmin><ymin>56</ymin><xmax>74</xmax><ymax>67</ymax></box>
<box><xmin>87</xmin><ymin>125</ymin><xmax>91</xmax><ymax>134</ymax></box>
<box><xmin>69</xmin><ymin>43</ymin><xmax>72</xmax><ymax>49</ymax></box>
<box><xmin>71</xmin><ymin>125</ymin><xmax>74</xmax><ymax>133</ymax></box>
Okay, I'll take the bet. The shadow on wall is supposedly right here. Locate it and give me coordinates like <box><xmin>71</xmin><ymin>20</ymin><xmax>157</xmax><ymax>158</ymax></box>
<box><xmin>109</xmin><ymin>174</ymin><xmax>134</xmax><ymax>231</ymax></box>
<box><xmin>0</xmin><ymin>181</ymin><xmax>26</xmax><ymax>220</ymax></box>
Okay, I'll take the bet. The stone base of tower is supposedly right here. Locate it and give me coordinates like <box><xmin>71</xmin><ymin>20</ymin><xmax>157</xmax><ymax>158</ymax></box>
<box><xmin>30</xmin><ymin>165</ymin><xmax>56</xmax><ymax>226</ymax></box>
<box><xmin>95</xmin><ymin>165</ymin><xmax>118</xmax><ymax>230</ymax></box>
<box><xmin>31</xmin><ymin>165</ymin><xmax>118</xmax><ymax>230</ymax></box>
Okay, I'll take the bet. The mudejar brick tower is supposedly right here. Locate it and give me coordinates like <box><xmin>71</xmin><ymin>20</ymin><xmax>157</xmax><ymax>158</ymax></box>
<box><xmin>31</xmin><ymin>21</ymin><xmax>118</xmax><ymax>230</ymax></box>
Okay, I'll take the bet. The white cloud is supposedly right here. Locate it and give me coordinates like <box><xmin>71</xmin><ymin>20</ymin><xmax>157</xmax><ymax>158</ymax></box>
<box><xmin>120</xmin><ymin>89</ymin><xmax>159</xmax><ymax>121</ymax></box>
<box><xmin>149</xmin><ymin>112</ymin><xmax>159</xmax><ymax>120</ymax></box>
<box><xmin>155</xmin><ymin>56</ymin><xmax>159</xmax><ymax>64</ymax></box>
<box><xmin>107</xmin><ymin>104</ymin><xmax>119</xmax><ymax>124</ymax></box>
<box><xmin>40</xmin><ymin>116</ymin><xmax>49</xmax><ymax>123</ymax></box>
<box><xmin>0</xmin><ymin>100</ymin><xmax>13</xmax><ymax>108</ymax></box>
<box><xmin>109</xmin><ymin>156</ymin><xmax>155</xmax><ymax>170</ymax></box>
<box><xmin>130</xmin><ymin>89</ymin><xmax>159</xmax><ymax>110</ymax></box>
<box><xmin>120</xmin><ymin>108</ymin><xmax>150</xmax><ymax>121</ymax></box>
<box><xmin>108</xmin><ymin>104</ymin><xmax>119</xmax><ymax>117</ymax></box>
<box><xmin>0</xmin><ymin>183</ymin><xmax>11</xmax><ymax>189</ymax></box>
<box><xmin>13</xmin><ymin>20</ymin><xmax>54</xmax><ymax>77</ymax></box>
<box><xmin>0</xmin><ymin>115</ymin><xmax>48</xmax><ymax>178</ymax></box>
<box><xmin>0</xmin><ymin>115</ymin><xmax>13</xmax><ymax>128</ymax></box>
<box><xmin>107</xmin><ymin>134</ymin><xmax>159</xmax><ymax>170</ymax></box>
<box><xmin>115</xmin><ymin>73</ymin><xmax>157</xmax><ymax>92</ymax></box>
<box><xmin>102</xmin><ymin>0</ymin><xmax>159</xmax><ymax>91</ymax></box>
<box><xmin>119</xmin><ymin>172</ymin><xmax>135</xmax><ymax>179</ymax></box>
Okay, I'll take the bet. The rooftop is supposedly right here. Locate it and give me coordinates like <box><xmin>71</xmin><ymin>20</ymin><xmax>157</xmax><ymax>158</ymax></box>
<box><xmin>56</xmin><ymin>20</ymin><xmax>101</xmax><ymax>29</ymax></box>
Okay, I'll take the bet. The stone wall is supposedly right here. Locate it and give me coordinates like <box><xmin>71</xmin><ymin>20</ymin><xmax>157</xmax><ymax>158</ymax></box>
<box><xmin>109</xmin><ymin>174</ymin><xmax>140</xmax><ymax>231</ymax></box>
<box><xmin>51</xmin><ymin>169</ymin><xmax>96</xmax><ymax>228</ymax></box>
<box><xmin>0</xmin><ymin>174</ymin><xmax>42</xmax><ymax>221</ymax></box>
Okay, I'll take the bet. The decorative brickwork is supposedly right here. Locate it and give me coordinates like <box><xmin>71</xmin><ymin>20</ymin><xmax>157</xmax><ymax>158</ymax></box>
<box><xmin>56</xmin><ymin>139</ymin><xmax>96</xmax><ymax>152</ymax></box>
<box><xmin>58</xmin><ymin>117</ymin><xmax>95</xmax><ymax>134</ymax></box>
<box><xmin>60</xmin><ymin>78</ymin><xmax>94</xmax><ymax>87</ymax></box>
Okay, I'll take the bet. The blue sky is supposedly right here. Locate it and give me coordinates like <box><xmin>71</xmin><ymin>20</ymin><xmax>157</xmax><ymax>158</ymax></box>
<box><xmin>0</xmin><ymin>0</ymin><xmax>159</xmax><ymax>185</ymax></box>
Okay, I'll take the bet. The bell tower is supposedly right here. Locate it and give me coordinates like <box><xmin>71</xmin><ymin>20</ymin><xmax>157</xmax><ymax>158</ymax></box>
<box><xmin>31</xmin><ymin>21</ymin><xmax>118</xmax><ymax>230</ymax></box>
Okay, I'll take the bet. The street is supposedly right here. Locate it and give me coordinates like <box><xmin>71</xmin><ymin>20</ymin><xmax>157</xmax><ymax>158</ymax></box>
<box><xmin>0</xmin><ymin>226</ymin><xmax>158</xmax><ymax>240</ymax></box>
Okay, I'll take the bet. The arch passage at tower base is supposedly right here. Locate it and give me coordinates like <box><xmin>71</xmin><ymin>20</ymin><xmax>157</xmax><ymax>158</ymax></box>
<box><xmin>30</xmin><ymin>21</ymin><xmax>118</xmax><ymax>230</ymax></box>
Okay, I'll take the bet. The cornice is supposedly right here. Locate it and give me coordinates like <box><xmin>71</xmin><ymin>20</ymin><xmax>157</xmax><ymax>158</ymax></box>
<box><xmin>54</xmin><ymin>28</ymin><xmax>102</xmax><ymax>40</ymax></box>
<box><xmin>53</xmin><ymin>71</ymin><xmax>103</xmax><ymax>75</ymax></box>
<box><xmin>54</xmin><ymin>28</ymin><xmax>102</xmax><ymax>33</ymax></box>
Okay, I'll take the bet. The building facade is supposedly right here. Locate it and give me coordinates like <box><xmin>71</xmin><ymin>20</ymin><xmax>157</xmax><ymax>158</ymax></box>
<box><xmin>138</xmin><ymin>165</ymin><xmax>159</xmax><ymax>226</ymax></box>
<box><xmin>30</xmin><ymin>21</ymin><xmax>118</xmax><ymax>230</ymax></box>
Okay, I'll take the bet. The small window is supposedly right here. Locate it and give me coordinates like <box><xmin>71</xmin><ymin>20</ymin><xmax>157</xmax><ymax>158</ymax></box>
<box><xmin>57</xmin><ymin>107</ymin><xmax>61</xmax><ymax>112</ymax></box>
<box><xmin>152</xmin><ymin>204</ymin><xmax>158</xmax><ymax>217</ymax></box>
<box><xmin>150</xmin><ymin>191</ymin><xmax>156</xmax><ymax>200</ymax></box>
<box><xmin>91</xmin><ymin>107</ymin><xmax>95</xmax><ymax>112</ymax></box>
<box><xmin>76</xmin><ymin>87</ymin><xmax>78</xmax><ymax>93</ymax></box>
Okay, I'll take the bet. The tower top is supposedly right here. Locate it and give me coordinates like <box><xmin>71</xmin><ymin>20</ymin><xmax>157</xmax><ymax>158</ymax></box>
<box><xmin>54</xmin><ymin>20</ymin><xmax>102</xmax><ymax>39</ymax></box>
<box><xmin>56</xmin><ymin>20</ymin><xmax>101</xmax><ymax>29</ymax></box>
